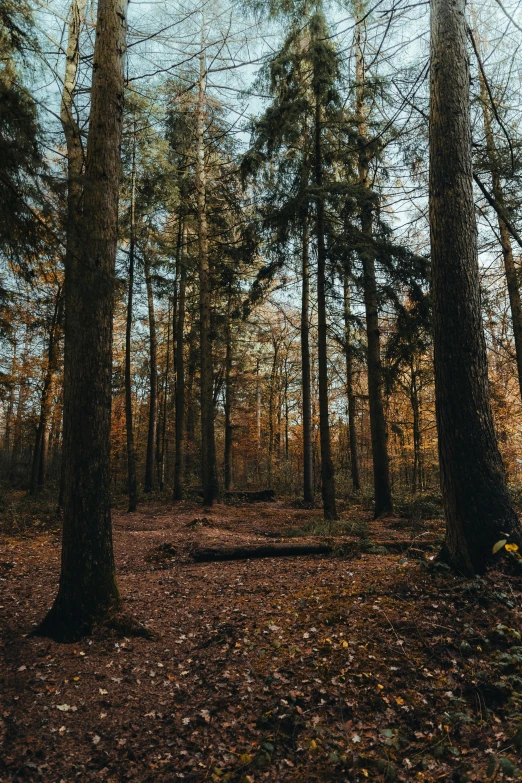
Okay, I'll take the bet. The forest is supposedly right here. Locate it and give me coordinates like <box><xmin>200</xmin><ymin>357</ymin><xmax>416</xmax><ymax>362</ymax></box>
<box><xmin>1</xmin><ymin>0</ymin><xmax>522</xmax><ymax>780</ymax></box>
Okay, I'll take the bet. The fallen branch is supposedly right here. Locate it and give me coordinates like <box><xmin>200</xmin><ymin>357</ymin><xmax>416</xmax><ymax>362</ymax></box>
<box><xmin>223</xmin><ymin>490</ymin><xmax>276</xmax><ymax>502</ymax></box>
<box><xmin>190</xmin><ymin>542</ymin><xmax>335</xmax><ymax>562</ymax></box>
<box><xmin>189</xmin><ymin>538</ymin><xmax>441</xmax><ymax>562</ymax></box>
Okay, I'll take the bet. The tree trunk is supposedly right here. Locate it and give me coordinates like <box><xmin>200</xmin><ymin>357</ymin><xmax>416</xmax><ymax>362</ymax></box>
<box><xmin>355</xmin><ymin>21</ymin><xmax>392</xmax><ymax>517</ymax></box>
<box><xmin>36</xmin><ymin>0</ymin><xmax>127</xmax><ymax>640</ymax></box>
<box><xmin>478</xmin><ymin>77</ymin><xmax>522</xmax><ymax>403</ymax></box>
<box><xmin>196</xmin><ymin>43</ymin><xmax>218</xmax><ymax>506</ymax></box>
<box><xmin>410</xmin><ymin>359</ymin><xmax>422</xmax><ymax>495</ymax></box>
<box><xmin>315</xmin><ymin>93</ymin><xmax>337</xmax><ymax>520</ymax></box>
<box><xmin>284</xmin><ymin>357</ymin><xmax>289</xmax><ymax>462</ymax></box>
<box><xmin>159</xmin><ymin>299</ymin><xmax>171</xmax><ymax>491</ymax></box>
<box><xmin>31</xmin><ymin>289</ymin><xmax>63</xmax><ymax>492</ymax></box>
<box><xmin>343</xmin><ymin>263</ymin><xmax>360</xmax><ymax>492</ymax></box>
<box><xmin>125</xmin><ymin>122</ymin><xmax>138</xmax><ymax>511</ymax></box>
<box><xmin>429</xmin><ymin>0</ymin><xmax>521</xmax><ymax>574</ymax></box>
<box><xmin>301</xmin><ymin>216</ymin><xmax>314</xmax><ymax>503</ymax></box>
<box><xmin>268</xmin><ymin>341</ymin><xmax>279</xmax><ymax>484</ymax></box>
<box><xmin>224</xmin><ymin>293</ymin><xmax>233</xmax><ymax>491</ymax></box>
<box><xmin>4</xmin><ymin>341</ymin><xmax>16</xmax><ymax>462</ymax></box>
<box><xmin>53</xmin><ymin>0</ymin><xmax>85</xmax><ymax>512</ymax></box>
<box><xmin>174</xmin><ymin>222</ymin><xmax>186</xmax><ymax>500</ymax></box>
<box><xmin>144</xmin><ymin>253</ymin><xmax>158</xmax><ymax>493</ymax></box>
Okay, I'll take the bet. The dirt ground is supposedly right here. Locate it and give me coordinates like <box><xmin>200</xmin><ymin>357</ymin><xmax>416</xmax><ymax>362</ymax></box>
<box><xmin>1</xmin><ymin>498</ymin><xmax>521</xmax><ymax>782</ymax></box>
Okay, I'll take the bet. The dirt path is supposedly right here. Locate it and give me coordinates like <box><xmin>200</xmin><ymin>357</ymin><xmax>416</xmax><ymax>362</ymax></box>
<box><xmin>1</xmin><ymin>500</ymin><xmax>521</xmax><ymax>782</ymax></box>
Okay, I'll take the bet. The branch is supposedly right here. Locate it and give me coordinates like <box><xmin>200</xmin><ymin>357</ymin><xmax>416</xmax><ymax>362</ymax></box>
<box><xmin>473</xmin><ymin>172</ymin><xmax>522</xmax><ymax>250</ymax></box>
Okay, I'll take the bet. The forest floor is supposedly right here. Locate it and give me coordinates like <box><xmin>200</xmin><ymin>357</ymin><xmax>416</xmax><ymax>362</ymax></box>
<box><xmin>1</xmin><ymin>494</ymin><xmax>522</xmax><ymax>783</ymax></box>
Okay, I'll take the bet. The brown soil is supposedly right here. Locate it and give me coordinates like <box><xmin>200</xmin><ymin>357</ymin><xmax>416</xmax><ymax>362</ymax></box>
<box><xmin>1</xmin><ymin>499</ymin><xmax>521</xmax><ymax>782</ymax></box>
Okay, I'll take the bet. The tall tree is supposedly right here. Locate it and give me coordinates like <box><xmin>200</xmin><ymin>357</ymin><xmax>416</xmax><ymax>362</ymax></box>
<box><xmin>37</xmin><ymin>0</ymin><xmax>128</xmax><ymax>639</ymax></box>
<box><xmin>124</xmin><ymin>118</ymin><xmax>138</xmax><ymax>511</ymax></box>
<box><xmin>429</xmin><ymin>0</ymin><xmax>521</xmax><ymax>574</ymax></box>
<box><xmin>301</xmin><ymin>215</ymin><xmax>314</xmax><ymax>502</ymax></box>
<box><xmin>342</xmin><ymin>259</ymin><xmax>360</xmax><ymax>492</ymax></box>
<box><xmin>354</xmin><ymin>7</ymin><xmax>392</xmax><ymax>516</ymax></box>
<box><xmin>196</xmin><ymin>41</ymin><xmax>218</xmax><ymax>506</ymax></box>
<box><xmin>312</xmin><ymin>8</ymin><xmax>338</xmax><ymax>519</ymax></box>
<box><xmin>174</xmin><ymin>221</ymin><xmax>187</xmax><ymax>500</ymax></box>
<box><xmin>144</xmin><ymin>252</ymin><xmax>158</xmax><ymax>492</ymax></box>
<box><xmin>30</xmin><ymin>288</ymin><xmax>63</xmax><ymax>493</ymax></box>
<box><xmin>477</xmin><ymin>62</ymin><xmax>522</xmax><ymax>404</ymax></box>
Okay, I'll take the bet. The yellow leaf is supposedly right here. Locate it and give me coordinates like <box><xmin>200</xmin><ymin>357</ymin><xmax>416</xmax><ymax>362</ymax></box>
<box><xmin>492</xmin><ymin>539</ymin><xmax>507</xmax><ymax>554</ymax></box>
<box><xmin>340</xmin><ymin>640</ymin><xmax>348</xmax><ymax>648</ymax></box>
<box><xmin>362</xmin><ymin>770</ymin><xmax>369</xmax><ymax>777</ymax></box>
<box><xmin>395</xmin><ymin>696</ymin><xmax>404</xmax><ymax>705</ymax></box>
<box><xmin>505</xmin><ymin>543</ymin><xmax>519</xmax><ymax>552</ymax></box>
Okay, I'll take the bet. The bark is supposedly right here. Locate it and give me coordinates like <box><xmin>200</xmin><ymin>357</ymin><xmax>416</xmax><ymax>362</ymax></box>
<box><xmin>268</xmin><ymin>341</ymin><xmax>279</xmax><ymax>483</ymax></box>
<box><xmin>191</xmin><ymin>543</ymin><xmax>335</xmax><ymax>562</ymax></box>
<box><xmin>256</xmin><ymin>361</ymin><xmax>262</xmax><ymax>452</ymax></box>
<box><xmin>53</xmin><ymin>0</ymin><xmax>85</xmax><ymax>510</ymax></box>
<box><xmin>185</xmin><ymin>322</ymin><xmax>197</xmax><ymax>480</ymax></box>
<box><xmin>196</xmin><ymin>44</ymin><xmax>218</xmax><ymax>506</ymax></box>
<box><xmin>410</xmin><ymin>360</ymin><xmax>422</xmax><ymax>494</ymax></box>
<box><xmin>125</xmin><ymin>123</ymin><xmax>137</xmax><ymax>512</ymax></box>
<box><xmin>355</xmin><ymin>21</ymin><xmax>392</xmax><ymax>517</ymax></box>
<box><xmin>315</xmin><ymin>93</ymin><xmax>338</xmax><ymax>520</ymax></box>
<box><xmin>478</xmin><ymin>75</ymin><xmax>522</xmax><ymax>403</ymax></box>
<box><xmin>4</xmin><ymin>342</ymin><xmax>16</xmax><ymax>460</ymax></box>
<box><xmin>158</xmin><ymin>299</ymin><xmax>171</xmax><ymax>491</ymax></box>
<box><xmin>343</xmin><ymin>263</ymin><xmax>360</xmax><ymax>492</ymax></box>
<box><xmin>144</xmin><ymin>253</ymin><xmax>158</xmax><ymax>493</ymax></box>
<box><xmin>284</xmin><ymin>357</ymin><xmax>289</xmax><ymax>462</ymax></box>
<box><xmin>429</xmin><ymin>0</ymin><xmax>521</xmax><ymax>574</ymax></box>
<box><xmin>36</xmin><ymin>0</ymin><xmax>127</xmax><ymax>640</ymax></box>
<box><xmin>174</xmin><ymin>223</ymin><xmax>186</xmax><ymax>500</ymax></box>
<box><xmin>301</xmin><ymin>216</ymin><xmax>314</xmax><ymax>503</ymax></box>
<box><xmin>224</xmin><ymin>294</ymin><xmax>233</xmax><ymax>491</ymax></box>
<box><xmin>30</xmin><ymin>289</ymin><xmax>63</xmax><ymax>493</ymax></box>
<box><xmin>223</xmin><ymin>489</ymin><xmax>275</xmax><ymax>502</ymax></box>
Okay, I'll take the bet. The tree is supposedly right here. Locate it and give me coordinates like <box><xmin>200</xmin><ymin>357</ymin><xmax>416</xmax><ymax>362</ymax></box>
<box><xmin>36</xmin><ymin>0</ymin><xmax>128</xmax><ymax>640</ymax></box>
<box><xmin>429</xmin><ymin>0</ymin><xmax>522</xmax><ymax>574</ymax></box>
<box><xmin>197</xmin><ymin>40</ymin><xmax>219</xmax><ymax>507</ymax></box>
<box><xmin>124</xmin><ymin>116</ymin><xmax>138</xmax><ymax>512</ymax></box>
<box><xmin>354</xmin><ymin>5</ymin><xmax>392</xmax><ymax>516</ymax></box>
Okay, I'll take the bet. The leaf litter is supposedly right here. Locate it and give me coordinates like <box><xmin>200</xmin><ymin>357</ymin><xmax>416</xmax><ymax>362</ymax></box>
<box><xmin>0</xmin><ymin>498</ymin><xmax>521</xmax><ymax>782</ymax></box>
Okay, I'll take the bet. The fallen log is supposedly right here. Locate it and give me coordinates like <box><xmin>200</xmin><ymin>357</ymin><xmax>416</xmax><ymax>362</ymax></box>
<box><xmin>190</xmin><ymin>542</ymin><xmax>335</xmax><ymax>562</ymax></box>
<box><xmin>189</xmin><ymin>538</ymin><xmax>441</xmax><ymax>563</ymax></box>
<box><xmin>223</xmin><ymin>489</ymin><xmax>276</xmax><ymax>502</ymax></box>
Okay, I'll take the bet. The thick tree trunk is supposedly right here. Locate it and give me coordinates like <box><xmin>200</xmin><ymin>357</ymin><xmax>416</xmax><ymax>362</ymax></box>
<box><xmin>301</xmin><ymin>216</ymin><xmax>314</xmax><ymax>503</ymax></box>
<box><xmin>36</xmin><ymin>0</ymin><xmax>127</xmax><ymax>640</ymax></box>
<box><xmin>196</xmin><ymin>45</ymin><xmax>218</xmax><ymax>506</ymax></box>
<box><xmin>355</xmin><ymin>22</ymin><xmax>392</xmax><ymax>517</ymax></box>
<box><xmin>315</xmin><ymin>95</ymin><xmax>337</xmax><ymax>520</ymax></box>
<box><xmin>125</xmin><ymin>124</ymin><xmax>137</xmax><ymax>511</ymax></box>
<box><xmin>144</xmin><ymin>254</ymin><xmax>158</xmax><ymax>493</ymax></box>
<box><xmin>174</xmin><ymin>223</ymin><xmax>186</xmax><ymax>500</ymax></box>
<box><xmin>343</xmin><ymin>264</ymin><xmax>360</xmax><ymax>492</ymax></box>
<box><xmin>430</xmin><ymin>0</ymin><xmax>521</xmax><ymax>574</ymax></box>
